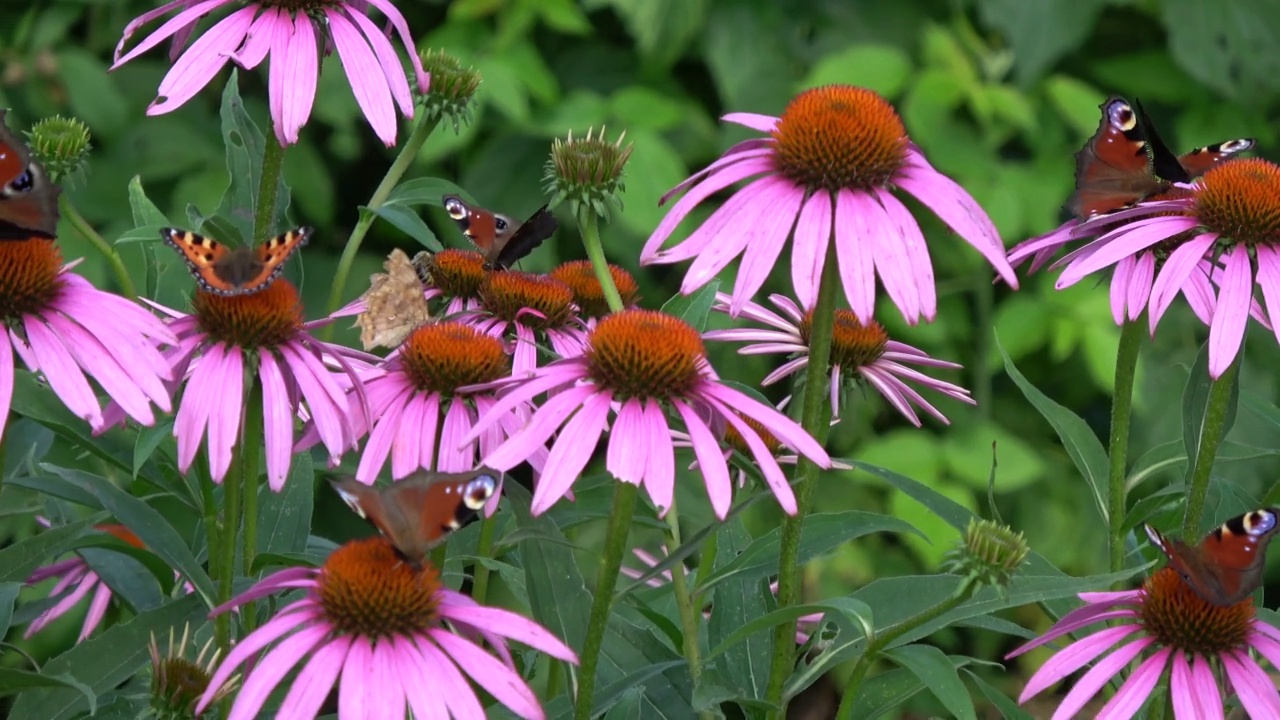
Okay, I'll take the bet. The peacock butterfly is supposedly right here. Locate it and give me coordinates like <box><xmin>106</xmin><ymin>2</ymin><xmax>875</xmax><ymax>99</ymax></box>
<box><xmin>0</xmin><ymin>111</ymin><xmax>60</xmax><ymax>241</ymax></box>
<box><xmin>161</xmin><ymin>226</ymin><xmax>311</xmax><ymax>296</ymax></box>
<box><xmin>442</xmin><ymin>194</ymin><xmax>557</xmax><ymax>270</ymax></box>
<box><xmin>330</xmin><ymin>468</ymin><xmax>499</xmax><ymax>567</ymax></box>
<box><xmin>1144</xmin><ymin>508</ymin><xmax>1280</xmax><ymax>606</ymax></box>
<box><xmin>1068</xmin><ymin>97</ymin><xmax>1255</xmax><ymax>218</ymax></box>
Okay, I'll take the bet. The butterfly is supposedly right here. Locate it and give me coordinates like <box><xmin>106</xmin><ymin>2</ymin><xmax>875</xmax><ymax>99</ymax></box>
<box><xmin>1144</xmin><ymin>508</ymin><xmax>1280</xmax><ymax>606</ymax></box>
<box><xmin>355</xmin><ymin>248</ymin><xmax>432</xmax><ymax>350</ymax></box>
<box><xmin>1068</xmin><ymin>96</ymin><xmax>1255</xmax><ymax>218</ymax></box>
<box><xmin>331</xmin><ymin>468</ymin><xmax>500</xmax><ymax>567</ymax></box>
<box><xmin>0</xmin><ymin>111</ymin><xmax>60</xmax><ymax>241</ymax></box>
<box><xmin>442</xmin><ymin>194</ymin><xmax>557</xmax><ymax>269</ymax></box>
<box><xmin>161</xmin><ymin>226</ymin><xmax>312</xmax><ymax>296</ymax></box>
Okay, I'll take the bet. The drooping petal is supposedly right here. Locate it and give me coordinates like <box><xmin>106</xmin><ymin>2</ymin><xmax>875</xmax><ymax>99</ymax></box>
<box><xmin>258</xmin><ymin>351</ymin><xmax>291</xmax><ymax>490</ymax></box>
<box><xmin>112</xmin><ymin>0</ymin><xmax>230</xmax><ymax>68</ymax></box>
<box><xmin>789</xmin><ymin>190</ymin><xmax>832</xmax><ymax>309</ymax></box>
<box><xmin>275</xmin><ymin>634</ymin><xmax>353</xmax><ymax>719</ymax></box>
<box><xmin>227</xmin><ymin>624</ymin><xmax>330</xmax><ymax>720</ymax></box>
<box><xmin>148</xmin><ymin>6</ymin><xmax>258</xmax><ymax>115</ymax></box>
<box><xmin>325</xmin><ymin>8</ymin><xmax>397</xmax><ymax>146</ymax></box>
<box><xmin>1169</xmin><ymin>651</ymin><xmax>1224</xmax><ymax>720</ymax></box>
<box><xmin>673</xmin><ymin>399</ymin><xmax>733</xmax><ymax>519</ymax></box>
<box><xmin>1050</xmin><ymin>637</ymin><xmax>1152</xmax><ymax>720</ymax></box>
<box><xmin>274</xmin><ymin>12</ymin><xmax>319</xmax><ymax>145</ymax></box>
<box><xmin>1094</xmin><ymin>648</ymin><xmax>1167</xmax><ymax>719</ymax></box>
<box><xmin>429</xmin><ymin>630</ymin><xmax>545</xmax><ymax>720</ymax></box>
<box><xmin>1207</xmin><ymin>245</ymin><xmax>1253</xmax><ymax>378</ymax></box>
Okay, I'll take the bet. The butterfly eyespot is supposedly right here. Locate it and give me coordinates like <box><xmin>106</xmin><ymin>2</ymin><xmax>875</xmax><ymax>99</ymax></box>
<box><xmin>1245</xmin><ymin>510</ymin><xmax>1277</xmax><ymax>535</ymax></box>
<box><xmin>462</xmin><ymin>475</ymin><xmax>498</xmax><ymax>509</ymax></box>
<box><xmin>1106</xmin><ymin>100</ymin><xmax>1137</xmax><ymax>131</ymax></box>
<box><xmin>494</xmin><ymin>217</ymin><xmax>509</xmax><ymax>231</ymax></box>
<box><xmin>4</xmin><ymin>168</ymin><xmax>34</xmax><ymax>196</ymax></box>
<box><xmin>444</xmin><ymin>196</ymin><xmax>468</xmax><ymax>220</ymax></box>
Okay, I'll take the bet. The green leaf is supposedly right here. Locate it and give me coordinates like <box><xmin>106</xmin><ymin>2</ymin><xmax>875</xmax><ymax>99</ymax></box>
<box><xmin>0</xmin><ymin>669</ymin><xmax>96</xmax><ymax>711</ymax></box>
<box><xmin>602</xmin><ymin>686</ymin><xmax>646</xmax><ymax>720</ymax></box>
<box><xmin>707</xmin><ymin>517</ymin><xmax>768</xmax><ymax>700</ymax></box>
<box><xmin>707</xmin><ymin>597</ymin><xmax>873</xmax><ymax>662</ymax></box>
<box><xmin>385</xmin><ymin>178</ymin><xmax>474</xmax><ymax>207</ymax></box>
<box><xmin>9</xmin><ymin>372</ymin><xmax>133</xmax><ymax>473</ymax></box>
<box><xmin>799</xmin><ymin>45</ymin><xmax>913</xmax><ymax>98</ymax></box>
<box><xmin>0</xmin><ymin>517</ymin><xmax>99</xmax><ymax>583</ymax></box>
<box><xmin>79</xmin><ymin>546</ymin><xmax>163</xmax><ymax>613</ymax></box>
<box><xmin>365</xmin><ymin>205</ymin><xmax>443</xmax><ymax>252</ymax></box>
<box><xmin>1182</xmin><ymin>341</ymin><xmax>1239</xmax><ymax>495</ymax></box>
<box><xmin>1162</xmin><ymin>0</ymin><xmax>1280</xmax><ymax>101</ymax></box>
<box><xmin>0</xmin><ymin>581</ymin><xmax>22</xmax><ymax>638</ymax></box>
<box><xmin>505</xmin><ymin>483</ymin><xmax>589</xmax><ymax>653</ymax></box>
<box><xmin>966</xmin><ymin>669</ymin><xmax>1035</xmax><ymax>720</ymax></box>
<box><xmin>883</xmin><ymin>644</ymin><xmax>976</xmax><ymax>720</ymax></box>
<box><xmin>660</xmin><ymin>279</ymin><xmax>721</xmax><ymax>333</ymax></box>
<box><xmin>592</xmin><ymin>608</ymin><xmax>693</xmax><ymax>719</ymax></box>
<box><xmin>214</xmin><ymin>70</ymin><xmax>291</xmax><ymax>242</ymax></box>
<box><xmin>999</xmin><ymin>340</ymin><xmax>1108</xmax><ymax>522</ymax></box>
<box><xmin>837</xmin><ymin>667</ymin><xmax>926</xmax><ymax>719</ymax></box>
<box><xmin>8</xmin><ymin>595</ymin><xmax>205</xmax><ymax>720</ymax></box>
<box><xmin>976</xmin><ymin>0</ymin><xmax>1107</xmax><ymax>86</ymax></box>
<box><xmin>44</xmin><ymin>466</ymin><xmax>215</xmax><ymax>604</ymax></box>
<box><xmin>698</xmin><ymin>512</ymin><xmax>921</xmax><ymax>594</ymax></box>
<box><xmin>126</xmin><ymin>176</ymin><xmax>170</xmax><ymax>227</ymax></box>
<box><xmin>598</xmin><ymin>0</ymin><xmax>708</xmax><ymax>67</ymax></box>
<box><xmin>133</xmin><ymin>419</ymin><xmax>173</xmax><ymax>480</ymax></box>
<box><xmin>257</xmin><ymin>453</ymin><xmax>314</xmax><ymax>557</ymax></box>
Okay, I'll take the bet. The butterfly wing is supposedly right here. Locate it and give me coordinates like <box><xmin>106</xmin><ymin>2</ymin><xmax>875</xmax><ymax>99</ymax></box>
<box><xmin>492</xmin><ymin>205</ymin><xmax>557</xmax><ymax>269</ymax></box>
<box><xmin>1132</xmin><ymin>99</ymin><xmax>1191</xmax><ymax>185</ymax></box>
<box><xmin>162</xmin><ymin>228</ymin><xmax>240</xmax><ymax>294</ymax></box>
<box><xmin>356</xmin><ymin>248</ymin><xmax>432</xmax><ymax>350</ymax></box>
<box><xmin>233</xmin><ymin>227</ymin><xmax>312</xmax><ymax>294</ymax></box>
<box><xmin>1146</xmin><ymin>510</ymin><xmax>1280</xmax><ymax>606</ymax></box>
<box><xmin>1067</xmin><ymin>97</ymin><xmax>1166</xmax><ymax>218</ymax></box>
<box><xmin>443</xmin><ymin>195</ymin><xmax>502</xmax><ymax>253</ymax></box>
<box><xmin>0</xmin><ymin>111</ymin><xmax>60</xmax><ymax>241</ymax></box>
<box><xmin>331</xmin><ymin>470</ymin><xmax>499</xmax><ymax>565</ymax></box>
<box><xmin>1177</xmin><ymin>138</ymin><xmax>1256</xmax><ymax>177</ymax></box>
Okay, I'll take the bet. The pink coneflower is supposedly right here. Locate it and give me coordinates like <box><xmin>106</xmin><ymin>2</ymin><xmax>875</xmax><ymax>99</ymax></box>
<box><xmin>640</xmin><ymin>85</ymin><xmax>1017</xmax><ymax>324</ymax></box>
<box><xmin>128</xmin><ymin>280</ymin><xmax>365</xmax><ymax>490</ymax></box>
<box><xmin>0</xmin><ymin>241</ymin><xmax>174</xmax><ymax>439</ymax></box>
<box><xmin>111</xmin><ymin>0</ymin><xmax>429</xmax><ymax>146</ymax></box>
<box><xmin>23</xmin><ymin>523</ymin><xmax>145</xmax><ymax>640</ymax></box>
<box><xmin>463</xmin><ymin>309</ymin><xmax>831</xmax><ymax>518</ymax></box>
<box><xmin>622</xmin><ymin>546</ymin><xmax>823</xmax><ymax>645</ymax></box>
<box><xmin>549</xmin><ymin>260</ymin><xmax>641</xmax><ymax>323</ymax></box>
<box><xmin>1007</xmin><ymin>567</ymin><xmax>1280</xmax><ymax>719</ymax></box>
<box><xmin>196</xmin><ymin>537</ymin><xmax>577</xmax><ymax>720</ymax></box>
<box><xmin>302</xmin><ymin>321</ymin><xmax>544</xmax><ymax>484</ymax></box>
<box><xmin>469</xmin><ymin>271</ymin><xmax>589</xmax><ymax>375</ymax></box>
<box><xmin>1045</xmin><ymin>159</ymin><xmax>1280</xmax><ymax>377</ymax></box>
<box><xmin>704</xmin><ymin>293</ymin><xmax>972</xmax><ymax>423</ymax></box>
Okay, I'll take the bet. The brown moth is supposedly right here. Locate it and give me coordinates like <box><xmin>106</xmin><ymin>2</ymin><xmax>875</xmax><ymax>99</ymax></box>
<box><xmin>354</xmin><ymin>248</ymin><xmax>432</xmax><ymax>350</ymax></box>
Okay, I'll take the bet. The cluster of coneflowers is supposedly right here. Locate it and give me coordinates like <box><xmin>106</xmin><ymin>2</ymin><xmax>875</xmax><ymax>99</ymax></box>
<box><xmin>6</xmin><ymin>1</ymin><xmax>1280</xmax><ymax>719</ymax></box>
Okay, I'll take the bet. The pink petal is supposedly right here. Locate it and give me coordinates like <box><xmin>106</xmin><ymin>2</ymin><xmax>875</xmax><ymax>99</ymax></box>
<box><xmin>1055</xmin><ymin>216</ymin><xmax>1197</xmax><ymax>288</ymax></box>
<box><xmin>436</xmin><ymin>606</ymin><xmax>577</xmax><ymax>662</ymax></box>
<box><xmin>394</xmin><ymin>636</ymin><xmax>450</xmax><ymax>719</ymax></box>
<box><xmin>363</xmin><ymin>0</ymin><xmax>429</xmax><ymax>93</ymax></box>
<box><xmin>1169</xmin><ymin>651</ymin><xmax>1224</xmax><ymax>720</ymax></box>
<box><xmin>1095</xmin><ymin>648</ymin><xmax>1168</xmax><ymax>719</ymax></box>
<box><xmin>112</xmin><ymin>0</ymin><xmax>230</xmax><ymax>68</ymax></box>
<box><xmin>682</xmin><ymin>176</ymin><xmax>794</xmax><ymax>295</ymax></box>
<box><xmin>274</xmin><ymin>13</ymin><xmax>319</xmax><ymax>145</ymax></box>
<box><xmin>23</xmin><ymin>318</ymin><xmax>102</xmax><ymax>426</ymax></box>
<box><xmin>640</xmin><ymin>398</ymin><xmax>676</xmax><ymax>514</ymax></box>
<box><xmin>230</xmin><ymin>7</ymin><xmax>282</xmax><ymax>69</ymax></box>
<box><xmin>1015</xmin><ymin>625</ymin><xmax>1139</xmax><ymax>701</ymax></box>
<box><xmin>324</xmin><ymin>8</ymin><xmax>397</xmax><ymax>146</ymax></box>
<box><xmin>428</xmin><ymin>630</ymin><xmax>545</xmax><ymax>720</ymax></box>
<box><xmin>790</xmin><ymin>191</ymin><xmax>833</xmax><ymax>309</ymax></box>
<box><xmin>275</xmin><ymin>634</ymin><xmax>352</xmax><ymax>719</ymax></box>
<box><xmin>1050</xmin><ymin>637</ymin><xmax>1153</xmax><ymax>720</ymax></box>
<box><xmin>414</xmin><ymin>638</ymin><xmax>487</xmax><ymax>720</ymax></box>
<box><xmin>1223</xmin><ymin>650</ymin><xmax>1280</xmax><ymax>718</ymax></box>
<box><xmin>197</xmin><ymin>607</ymin><xmax>319</xmax><ymax>714</ymax></box>
<box><xmin>531</xmin><ymin>391</ymin><xmax>612</xmax><ymax>515</ymax></box>
<box><xmin>340</xmin><ymin>5</ymin><xmax>413</xmax><ymax>116</ymax></box>
<box><xmin>258</xmin><ymin>351</ymin><xmax>291</xmax><ymax>490</ymax></box>
<box><xmin>673</xmin><ymin>399</ymin><xmax>733</xmax><ymax>519</ymax></box>
<box><xmin>729</xmin><ymin>183</ymin><xmax>805</xmax><ymax>315</ymax></box>
<box><xmin>834</xmin><ymin>190</ymin><xmax>884</xmax><ymax>324</ymax></box>
<box><xmin>148</xmin><ymin>6</ymin><xmax>258</xmax><ymax>114</ymax></box>
<box><xmin>876</xmin><ymin>188</ymin><xmax>936</xmax><ymax>322</ymax></box>
<box><xmin>227</xmin><ymin>624</ymin><xmax>329</xmax><ymax>720</ymax></box>
<box><xmin>0</xmin><ymin>336</ymin><xmax>13</xmax><ymax>441</ymax></box>
<box><xmin>337</xmin><ymin>635</ymin><xmax>376</xmax><ymax>720</ymax></box>
<box><xmin>722</xmin><ymin>112</ymin><xmax>778</xmax><ymax>133</ymax></box>
<box><xmin>480</xmin><ymin>384</ymin><xmax>596</xmax><ymax>474</ymax></box>
<box><xmin>206</xmin><ymin>345</ymin><xmax>244</xmax><ymax>482</ymax></box>
<box><xmin>1208</xmin><ymin>245</ymin><xmax>1253</xmax><ymax>378</ymax></box>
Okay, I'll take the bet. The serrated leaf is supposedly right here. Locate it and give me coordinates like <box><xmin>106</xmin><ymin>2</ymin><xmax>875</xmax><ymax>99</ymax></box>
<box><xmin>999</xmin><ymin>340</ymin><xmax>1108</xmax><ymax>522</ymax></box>
<box><xmin>40</xmin><ymin>465</ymin><xmax>215</xmax><ymax>604</ymax></box>
<box><xmin>883</xmin><ymin>644</ymin><xmax>975</xmax><ymax>720</ymax></box>
<box><xmin>8</xmin><ymin>595</ymin><xmax>205</xmax><ymax>720</ymax></box>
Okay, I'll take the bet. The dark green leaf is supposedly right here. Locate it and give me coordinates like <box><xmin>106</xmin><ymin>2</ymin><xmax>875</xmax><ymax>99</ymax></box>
<box><xmin>126</xmin><ymin>176</ymin><xmax>170</xmax><ymax>227</ymax></box>
<box><xmin>505</xmin><ymin>483</ymin><xmax>589</xmax><ymax>654</ymax></box>
<box><xmin>837</xmin><ymin>667</ymin><xmax>925</xmax><ymax>720</ymax></box>
<box><xmin>79</xmin><ymin>546</ymin><xmax>163</xmax><ymax>612</ymax></box>
<box><xmin>707</xmin><ymin>597</ymin><xmax>872</xmax><ymax>662</ymax></box>
<box><xmin>1182</xmin><ymin>341</ymin><xmax>1239</xmax><ymax>486</ymax></box>
<box><xmin>0</xmin><ymin>669</ymin><xmax>95</xmax><ymax>711</ymax></box>
<box><xmin>592</xmin><ymin>608</ymin><xmax>693</xmax><ymax>719</ymax></box>
<box><xmin>848</xmin><ymin>460</ymin><xmax>974</xmax><ymax>531</ymax></box>
<box><xmin>999</xmin><ymin>341</ymin><xmax>1108</xmax><ymax>522</ymax></box>
<box><xmin>1162</xmin><ymin>0</ymin><xmax>1280</xmax><ymax>101</ymax></box>
<box><xmin>9</xmin><ymin>372</ymin><xmax>133</xmax><ymax>473</ymax></box>
<box><xmin>660</xmin><ymin>280</ymin><xmax>720</xmax><ymax>333</ymax></box>
<box><xmin>214</xmin><ymin>70</ymin><xmax>291</xmax><ymax>241</ymax></box>
<box><xmin>698</xmin><ymin>511</ymin><xmax>921</xmax><ymax>594</ymax></box>
<box><xmin>602</xmin><ymin>686</ymin><xmax>646</xmax><ymax>720</ymax></box>
<box><xmin>707</xmin><ymin>517</ymin><xmax>769</xmax><ymax>700</ymax></box>
<box><xmin>385</xmin><ymin>178</ymin><xmax>474</xmax><ymax>207</ymax></box>
<box><xmin>8</xmin><ymin>468</ymin><xmax>104</xmax><ymax>509</ymax></box>
<box><xmin>257</xmin><ymin>452</ymin><xmax>313</xmax><ymax>557</ymax></box>
<box><xmin>966</xmin><ymin>669</ymin><xmax>1035</xmax><ymax>720</ymax></box>
<box><xmin>365</xmin><ymin>205</ymin><xmax>443</xmax><ymax>251</ymax></box>
<box><xmin>132</xmin><ymin>420</ymin><xmax>173</xmax><ymax>480</ymax></box>
<box><xmin>0</xmin><ymin>517</ymin><xmax>99</xmax><ymax>583</ymax></box>
<box><xmin>883</xmin><ymin>644</ymin><xmax>976</xmax><ymax>720</ymax></box>
<box><xmin>42</xmin><ymin>465</ymin><xmax>215</xmax><ymax>604</ymax></box>
<box><xmin>0</xmin><ymin>581</ymin><xmax>21</xmax><ymax>637</ymax></box>
<box><xmin>8</xmin><ymin>594</ymin><xmax>205</xmax><ymax>720</ymax></box>
<box><xmin>977</xmin><ymin>0</ymin><xmax>1107</xmax><ymax>86</ymax></box>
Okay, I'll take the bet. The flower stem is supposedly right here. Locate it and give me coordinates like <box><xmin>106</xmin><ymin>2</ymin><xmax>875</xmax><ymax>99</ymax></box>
<box><xmin>573</xmin><ymin>481</ymin><xmax>638</xmax><ymax>720</ymax></box>
<box><xmin>252</xmin><ymin>133</ymin><xmax>285</xmax><ymax>241</ymax></box>
<box><xmin>834</xmin><ymin>583</ymin><xmax>975</xmax><ymax>719</ymax></box>
<box><xmin>58</xmin><ymin>195</ymin><xmax>136</xmax><ymax>299</ymax></box>
<box><xmin>239</xmin><ymin>382</ymin><xmax>263</xmax><ymax>632</ymax></box>
<box><xmin>577</xmin><ymin>209</ymin><xmax>624</xmax><ymax>314</ymax></box>
<box><xmin>1108</xmin><ymin>320</ymin><xmax>1143</xmax><ymax>576</ymax></box>
<box><xmin>1181</xmin><ymin>359</ymin><xmax>1239</xmax><ymax>539</ymax></box>
<box><xmin>764</xmin><ymin>243</ymin><xmax>839</xmax><ymax>716</ymax></box>
<box><xmin>216</xmin><ymin>456</ymin><xmax>241</xmax><ymax>648</ymax></box>
<box><xmin>324</xmin><ymin>116</ymin><xmax>440</xmax><ymax>331</ymax></box>
<box><xmin>663</xmin><ymin>498</ymin><xmax>713</xmax><ymax>720</ymax></box>
<box><xmin>470</xmin><ymin>513</ymin><xmax>499</xmax><ymax>605</ymax></box>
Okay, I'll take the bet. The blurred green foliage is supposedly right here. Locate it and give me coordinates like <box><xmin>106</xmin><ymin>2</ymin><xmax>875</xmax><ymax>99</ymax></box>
<box><xmin>6</xmin><ymin>0</ymin><xmax>1280</xmax><ymax>714</ymax></box>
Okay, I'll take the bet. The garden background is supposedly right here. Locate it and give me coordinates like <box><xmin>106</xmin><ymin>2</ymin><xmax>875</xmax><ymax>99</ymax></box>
<box><xmin>3</xmin><ymin>0</ymin><xmax>1280</xmax><ymax>717</ymax></box>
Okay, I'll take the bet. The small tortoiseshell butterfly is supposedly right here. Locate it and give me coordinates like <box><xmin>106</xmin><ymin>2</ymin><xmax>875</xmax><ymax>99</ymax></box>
<box><xmin>161</xmin><ymin>227</ymin><xmax>312</xmax><ymax>296</ymax></box>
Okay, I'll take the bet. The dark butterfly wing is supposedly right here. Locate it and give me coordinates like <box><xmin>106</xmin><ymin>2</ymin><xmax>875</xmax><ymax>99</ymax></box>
<box><xmin>0</xmin><ymin>111</ymin><xmax>59</xmax><ymax>240</ymax></box>
<box><xmin>492</xmin><ymin>206</ymin><xmax>557</xmax><ymax>269</ymax></box>
<box><xmin>1067</xmin><ymin>97</ymin><xmax>1163</xmax><ymax>218</ymax></box>
<box><xmin>1146</xmin><ymin>509</ymin><xmax>1280</xmax><ymax>606</ymax></box>
<box><xmin>1132</xmin><ymin>99</ymin><xmax>1191</xmax><ymax>184</ymax></box>
<box><xmin>1177</xmin><ymin>138</ymin><xmax>1256</xmax><ymax>177</ymax></box>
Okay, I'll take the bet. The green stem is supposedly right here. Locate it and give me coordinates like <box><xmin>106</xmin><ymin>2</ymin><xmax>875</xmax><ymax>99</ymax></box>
<box><xmin>973</xmin><ymin>271</ymin><xmax>994</xmax><ymax>417</ymax></box>
<box><xmin>764</xmin><ymin>243</ymin><xmax>840</xmax><ymax>716</ymax></box>
<box><xmin>252</xmin><ymin>133</ymin><xmax>285</xmax><ymax>241</ymax></box>
<box><xmin>58</xmin><ymin>195</ymin><xmax>136</xmax><ymax>299</ymax></box>
<box><xmin>1107</xmin><ymin>321</ymin><xmax>1143</xmax><ymax>576</ymax></box>
<box><xmin>240</xmin><ymin>382</ymin><xmax>263</xmax><ymax>632</ymax></box>
<box><xmin>470</xmin><ymin>513</ymin><xmax>499</xmax><ymax>605</ymax></box>
<box><xmin>834</xmin><ymin>584</ymin><xmax>975</xmax><ymax>719</ymax></box>
<box><xmin>323</xmin><ymin>116</ymin><xmax>440</xmax><ymax>331</ymax></box>
<box><xmin>216</xmin><ymin>454</ymin><xmax>242</xmax><ymax>652</ymax></box>
<box><xmin>1181</xmin><ymin>359</ymin><xmax>1239</xmax><ymax>539</ymax></box>
<box><xmin>201</xmin><ymin>456</ymin><xmax>226</xmax><ymax>654</ymax></box>
<box><xmin>663</xmin><ymin>499</ymin><xmax>712</xmax><ymax>720</ymax></box>
<box><xmin>577</xmin><ymin>209</ymin><xmax>624</xmax><ymax>313</ymax></box>
<box><xmin>573</xmin><ymin>481</ymin><xmax>638</xmax><ymax>720</ymax></box>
